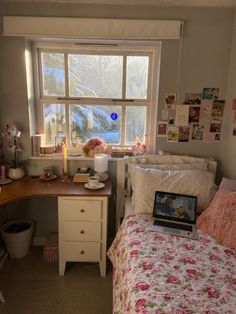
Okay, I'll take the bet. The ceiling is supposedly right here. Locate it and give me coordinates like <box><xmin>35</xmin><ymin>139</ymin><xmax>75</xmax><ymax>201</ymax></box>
<box><xmin>0</xmin><ymin>0</ymin><xmax>236</xmax><ymax>7</ymax></box>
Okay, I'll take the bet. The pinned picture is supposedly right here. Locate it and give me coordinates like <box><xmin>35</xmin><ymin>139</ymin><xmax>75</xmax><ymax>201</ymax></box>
<box><xmin>167</xmin><ymin>126</ymin><xmax>178</xmax><ymax>142</ymax></box>
<box><xmin>214</xmin><ymin>133</ymin><xmax>221</xmax><ymax>142</ymax></box>
<box><xmin>168</xmin><ymin>117</ymin><xmax>175</xmax><ymax>125</ymax></box>
<box><xmin>191</xmin><ymin>124</ymin><xmax>204</xmax><ymax>140</ymax></box>
<box><xmin>175</xmin><ymin>105</ymin><xmax>189</xmax><ymax>126</ymax></box>
<box><xmin>184</xmin><ymin>93</ymin><xmax>201</xmax><ymax>105</ymax></box>
<box><xmin>232</xmin><ymin>98</ymin><xmax>236</xmax><ymax>110</ymax></box>
<box><xmin>233</xmin><ymin>111</ymin><xmax>236</xmax><ymax>124</ymax></box>
<box><xmin>189</xmin><ymin>106</ymin><xmax>200</xmax><ymax>123</ymax></box>
<box><xmin>212</xmin><ymin>100</ymin><xmax>225</xmax><ymax>118</ymax></box>
<box><xmin>202</xmin><ymin>88</ymin><xmax>219</xmax><ymax>100</ymax></box>
<box><xmin>179</xmin><ymin>126</ymin><xmax>190</xmax><ymax>142</ymax></box>
<box><xmin>161</xmin><ymin>109</ymin><xmax>169</xmax><ymax>121</ymax></box>
<box><xmin>203</xmin><ymin>132</ymin><xmax>215</xmax><ymax>143</ymax></box>
<box><xmin>200</xmin><ymin>101</ymin><xmax>213</xmax><ymax>120</ymax></box>
<box><xmin>165</xmin><ymin>92</ymin><xmax>176</xmax><ymax>109</ymax></box>
<box><xmin>210</xmin><ymin>119</ymin><xmax>222</xmax><ymax>133</ymax></box>
<box><xmin>157</xmin><ymin>121</ymin><xmax>168</xmax><ymax>137</ymax></box>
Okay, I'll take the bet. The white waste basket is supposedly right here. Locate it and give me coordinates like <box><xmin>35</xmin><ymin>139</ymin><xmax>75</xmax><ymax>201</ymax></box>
<box><xmin>1</xmin><ymin>219</ymin><xmax>33</xmax><ymax>259</ymax></box>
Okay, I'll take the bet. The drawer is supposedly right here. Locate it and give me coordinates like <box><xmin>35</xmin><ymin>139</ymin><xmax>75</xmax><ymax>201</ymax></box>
<box><xmin>63</xmin><ymin>242</ymin><xmax>100</xmax><ymax>261</ymax></box>
<box><xmin>59</xmin><ymin>199</ymin><xmax>102</xmax><ymax>220</ymax></box>
<box><xmin>64</xmin><ymin>221</ymin><xmax>101</xmax><ymax>241</ymax></box>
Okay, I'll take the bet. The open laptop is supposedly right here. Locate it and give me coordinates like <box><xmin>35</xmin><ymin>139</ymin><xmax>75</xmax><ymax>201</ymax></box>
<box><xmin>153</xmin><ymin>191</ymin><xmax>198</xmax><ymax>239</ymax></box>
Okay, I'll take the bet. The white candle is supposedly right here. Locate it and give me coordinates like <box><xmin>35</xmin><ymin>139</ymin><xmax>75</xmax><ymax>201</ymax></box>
<box><xmin>63</xmin><ymin>144</ymin><xmax>67</xmax><ymax>173</ymax></box>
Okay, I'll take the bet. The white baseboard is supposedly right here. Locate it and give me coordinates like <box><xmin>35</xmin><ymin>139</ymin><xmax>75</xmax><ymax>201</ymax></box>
<box><xmin>32</xmin><ymin>237</ymin><xmax>46</xmax><ymax>246</ymax></box>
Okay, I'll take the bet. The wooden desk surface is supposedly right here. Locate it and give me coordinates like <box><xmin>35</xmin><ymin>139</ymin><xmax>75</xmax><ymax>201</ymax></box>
<box><xmin>0</xmin><ymin>176</ymin><xmax>112</xmax><ymax>205</ymax></box>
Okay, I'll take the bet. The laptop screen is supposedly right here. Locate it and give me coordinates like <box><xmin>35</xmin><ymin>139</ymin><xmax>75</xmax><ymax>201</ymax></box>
<box><xmin>153</xmin><ymin>191</ymin><xmax>197</xmax><ymax>224</ymax></box>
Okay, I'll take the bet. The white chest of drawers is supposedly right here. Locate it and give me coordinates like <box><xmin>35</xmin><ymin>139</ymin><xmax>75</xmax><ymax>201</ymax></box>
<box><xmin>58</xmin><ymin>195</ymin><xmax>109</xmax><ymax>277</ymax></box>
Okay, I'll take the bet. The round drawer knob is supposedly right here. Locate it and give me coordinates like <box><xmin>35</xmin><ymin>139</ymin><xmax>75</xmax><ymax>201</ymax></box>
<box><xmin>80</xmin><ymin>250</ymin><xmax>85</xmax><ymax>255</ymax></box>
<box><xmin>80</xmin><ymin>209</ymin><xmax>85</xmax><ymax>213</ymax></box>
<box><xmin>80</xmin><ymin>230</ymin><xmax>85</xmax><ymax>234</ymax></box>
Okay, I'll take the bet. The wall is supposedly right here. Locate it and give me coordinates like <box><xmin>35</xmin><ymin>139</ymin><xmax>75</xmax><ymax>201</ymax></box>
<box><xmin>0</xmin><ymin>3</ymin><xmax>234</xmax><ymax>238</ymax></box>
<box><xmin>220</xmin><ymin>10</ymin><xmax>236</xmax><ymax>178</ymax></box>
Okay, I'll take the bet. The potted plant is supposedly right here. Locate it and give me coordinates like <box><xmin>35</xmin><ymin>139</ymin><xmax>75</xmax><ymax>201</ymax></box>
<box><xmin>2</xmin><ymin>123</ymin><xmax>25</xmax><ymax>180</ymax></box>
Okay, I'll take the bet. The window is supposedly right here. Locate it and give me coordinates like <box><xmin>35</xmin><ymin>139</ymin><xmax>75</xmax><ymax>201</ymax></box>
<box><xmin>34</xmin><ymin>42</ymin><xmax>160</xmax><ymax>151</ymax></box>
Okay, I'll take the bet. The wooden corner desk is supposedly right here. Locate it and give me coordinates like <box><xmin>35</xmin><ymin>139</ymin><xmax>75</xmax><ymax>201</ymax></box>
<box><xmin>0</xmin><ymin>176</ymin><xmax>112</xmax><ymax>277</ymax></box>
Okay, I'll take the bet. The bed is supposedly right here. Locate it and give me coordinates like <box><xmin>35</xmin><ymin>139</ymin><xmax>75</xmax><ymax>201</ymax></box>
<box><xmin>108</xmin><ymin>154</ymin><xmax>236</xmax><ymax>314</ymax></box>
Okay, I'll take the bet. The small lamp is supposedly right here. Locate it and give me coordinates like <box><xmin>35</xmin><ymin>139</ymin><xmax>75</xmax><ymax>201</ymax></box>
<box><xmin>94</xmin><ymin>154</ymin><xmax>108</xmax><ymax>181</ymax></box>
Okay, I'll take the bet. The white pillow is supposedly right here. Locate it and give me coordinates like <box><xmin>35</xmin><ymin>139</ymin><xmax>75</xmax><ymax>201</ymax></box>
<box><xmin>132</xmin><ymin>167</ymin><xmax>216</xmax><ymax>214</ymax></box>
<box><xmin>130</xmin><ymin>162</ymin><xmax>208</xmax><ymax>190</ymax></box>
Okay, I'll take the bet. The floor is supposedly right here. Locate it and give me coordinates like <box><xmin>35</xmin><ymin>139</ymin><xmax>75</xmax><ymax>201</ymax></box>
<box><xmin>0</xmin><ymin>247</ymin><xmax>113</xmax><ymax>314</ymax></box>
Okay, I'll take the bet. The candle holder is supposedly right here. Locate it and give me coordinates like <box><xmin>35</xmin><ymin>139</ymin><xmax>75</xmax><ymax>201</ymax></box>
<box><xmin>60</xmin><ymin>170</ymin><xmax>69</xmax><ymax>182</ymax></box>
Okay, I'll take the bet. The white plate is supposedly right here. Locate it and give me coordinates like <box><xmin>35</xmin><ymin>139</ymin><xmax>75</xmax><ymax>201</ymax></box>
<box><xmin>0</xmin><ymin>178</ymin><xmax>12</xmax><ymax>185</ymax></box>
<box><xmin>84</xmin><ymin>182</ymin><xmax>105</xmax><ymax>190</ymax></box>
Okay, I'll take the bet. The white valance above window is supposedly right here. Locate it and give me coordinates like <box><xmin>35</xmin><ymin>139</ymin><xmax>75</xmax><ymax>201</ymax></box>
<box><xmin>3</xmin><ymin>16</ymin><xmax>182</xmax><ymax>40</ymax></box>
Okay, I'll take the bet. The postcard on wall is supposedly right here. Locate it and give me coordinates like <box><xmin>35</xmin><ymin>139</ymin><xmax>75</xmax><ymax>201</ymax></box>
<box><xmin>214</xmin><ymin>133</ymin><xmax>221</xmax><ymax>142</ymax></box>
<box><xmin>165</xmin><ymin>92</ymin><xmax>176</xmax><ymax>109</ymax></box>
<box><xmin>200</xmin><ymin>101</ymin><xmax>213</xmax><ymax>120</ymax></box>
<box><xmin>232</xmin><ymin>98</ymin><xmax>236</xmax><ymax>110</ymax></box>
<box><xmin>184</xmin><ymin>93</ymin><xmax>201</xmax><ymax>105</ymax></box>
<box><xmin>233</xmin><ymin>126</ymin><xmax>236</xmax><ymax>136</ymax></box>
<box><xmin>202</xmin><ymin>88</ymin><xmax>219</xmax><ymax>100</ymax></box>
<box><xmin>167</xmin><ymin>126</ymin><xmax>179</xmax><ymax>142</ymax></box>
<box><xmin>191</xmin><ymin>123</ymin><xmax>204</xmax><ymax>140</ymax></box>
<box><xmin>188</xmin><ymin>106</ymin><xmax>200</xmax><ymax>123</ymax></box>
<box><xmin>157</xmin><ymin>121</ymin><xmax>168</xmax><ymax>137</ymax></box>
<box><xmin>203</xmin><ymin>132</ymin><xmax>215</xmax><ymax>143</ymax></box>
<box><xmin>175</xmin><ymin>105</ymin><xmax>189</xmax><ymax>126</ymax></box>
<box><xmin>210</xmin><ymin>119</ymin><xmax>222</xmax><ymax>133</ymax></box>
<box><xmin>179</xmin><ymin>126</ymin><xmax>190</xmax><ymax>142</ymax></box>
<box><xmin>233</xmin><ymin>111</ymin><xmax>236</xmax><ymax>124</ymax></box>
<box><xmin>168</xmin><ymin>117</ymin><xmax>175</xmax><ymax>125</ymax></box>
<box><xmin>212</xmin><ymin>100</ymin><xmax>225</xmax><ymax>118</ymax></box>
<box><xmin>161</xmin><ymin>109</ymin><xmax>169</xmax><ymax>121</ymax></box>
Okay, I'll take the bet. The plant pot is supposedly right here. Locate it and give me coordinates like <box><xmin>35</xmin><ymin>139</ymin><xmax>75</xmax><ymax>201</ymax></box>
<box><xmin>8</xmin><ymin>167</ymin><xmax>25</xmax><ymax>180</ymax></box>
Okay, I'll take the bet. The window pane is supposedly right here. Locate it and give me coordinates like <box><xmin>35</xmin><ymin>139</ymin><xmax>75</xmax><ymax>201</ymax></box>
<box><xmin>125</xmin><ymin>106</ymin><xmax>146</xmax><ymax>145</ymax></box>
<box><xmin>126</xmin><ymin>56</ymin><xmax>149</xmax><ymax>99</ymax></box>
<box><xmin>68</xmin><ymin>55</ymin><xmax>123</xmax><ymax>98</ymax></box>
<box><xmin>43</xmin><ymin>104</ymin><xmax>66</xmax><ymax>144</ymax></box>
<box><xmin>70</xmin><ymin>105</ymin><xmax>122</xmax><ymax>144</ymax></box>
<box><xmin>41</xmin><ymin>53</ymin><xmax>65</xmax><ymax>96</ymax></box>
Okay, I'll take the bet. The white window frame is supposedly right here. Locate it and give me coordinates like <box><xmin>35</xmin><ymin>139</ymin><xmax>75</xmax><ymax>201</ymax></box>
<box><xmin>33</xmin><ymin>41</ymin><xmax>161</xmax><ymax>153</ymax></box>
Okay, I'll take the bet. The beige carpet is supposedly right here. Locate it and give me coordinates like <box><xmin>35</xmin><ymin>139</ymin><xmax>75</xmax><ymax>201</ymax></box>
<box><xmin>0</xmin><ymin>247</ymin><xmax>113</xmax><ymax>314</ymax></box>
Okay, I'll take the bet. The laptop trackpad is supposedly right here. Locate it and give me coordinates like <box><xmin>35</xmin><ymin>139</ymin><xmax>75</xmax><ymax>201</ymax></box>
<box><xmin>164</xmin><ymin>227</ymin><xmax>181</xmax><ymax>234</ymax></box>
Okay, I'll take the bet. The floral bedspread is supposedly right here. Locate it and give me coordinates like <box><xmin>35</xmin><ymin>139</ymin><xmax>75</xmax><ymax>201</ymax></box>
<box><xmin>107</xmin><ymin>214</ymin><xmax>236</xmax><ymax>314</ymax></box>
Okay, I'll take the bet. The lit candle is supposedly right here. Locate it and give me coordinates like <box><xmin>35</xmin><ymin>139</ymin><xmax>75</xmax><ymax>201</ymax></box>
<box><xmin>63</xmin><ymin>144</ymin><xmax>67</xmax><ymax>173</ymax></box>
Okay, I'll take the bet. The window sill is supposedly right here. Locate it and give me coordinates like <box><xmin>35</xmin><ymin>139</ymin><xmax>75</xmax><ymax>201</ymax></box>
<box><xmin>30</xmin><ymin>155</ymin><xmax>128</xmax><ymax>162</ymax></box>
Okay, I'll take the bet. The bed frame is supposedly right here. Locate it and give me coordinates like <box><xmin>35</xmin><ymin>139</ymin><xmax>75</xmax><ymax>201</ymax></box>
<box><xmin>115</xmin><ymin>154</ymin><xmax>217</xmax><ymax>230</ymax></box>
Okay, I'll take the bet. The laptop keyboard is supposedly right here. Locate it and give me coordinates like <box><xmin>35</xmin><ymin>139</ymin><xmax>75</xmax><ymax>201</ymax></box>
<box><xmin>154</xmin><ymin>220</ymin><xmax>193</xmax><ymax>232</ymax></box>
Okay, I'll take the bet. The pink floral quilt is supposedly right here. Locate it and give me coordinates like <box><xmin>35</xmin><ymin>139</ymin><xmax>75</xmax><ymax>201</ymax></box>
<box><xmin>107</xmin><ymin>214</ymin><xmax>236</xmax><ymax>314</ymax></box>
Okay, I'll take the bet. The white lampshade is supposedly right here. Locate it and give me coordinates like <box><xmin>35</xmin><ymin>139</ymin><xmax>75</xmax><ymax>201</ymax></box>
<box><xmin>94</xmin><ymin>154</ymin><xmax>108</xmax><ymax>173</ymax></box>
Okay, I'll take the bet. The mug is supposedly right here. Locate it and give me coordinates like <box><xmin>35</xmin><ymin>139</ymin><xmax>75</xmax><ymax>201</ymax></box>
<box><xmin>88</xmin><ymin>176</ymin><xmax>99</xmax><ymax>187</ymax></box>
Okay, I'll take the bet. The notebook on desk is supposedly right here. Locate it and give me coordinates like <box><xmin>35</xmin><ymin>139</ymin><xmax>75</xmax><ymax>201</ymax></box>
<box><xmin>153</xmin><ymin>191</ymin><xmax>198</xmax><ymax>239</ymax></box>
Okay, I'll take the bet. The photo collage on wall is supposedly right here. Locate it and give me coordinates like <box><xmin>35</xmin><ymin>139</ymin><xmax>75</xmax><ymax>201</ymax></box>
<box><xmin>157</xmin><ymin>88</ymin><xmax>225</xmax><ymax>143</ymax></box>
<box><xmin>232</xmin><ymin>98</ymin><xmax>236</xmax><ymax>136</ymax></box>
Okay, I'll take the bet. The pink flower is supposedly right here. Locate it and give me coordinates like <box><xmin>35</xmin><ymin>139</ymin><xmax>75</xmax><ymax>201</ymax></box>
<box><xmin>164</xmin><ymin>293</ymin><xmax>171</xmax><ymax>301</ymax></box>
<box><xmin>186</xmin><ymin>269</ymin><xmax>198</xmax><ymax>278</ymax></box>
<box><xmin>205</xmin><ymin>287</ymin><xmax>219</xmax><ymax>299</ymax></box>
<box><xmin>135</xmin><ymin>298</ymin><xmax>146</xmax><ymax>308</ymax></box>
<box><xmin>184</xmin><ymin>243</ymin><xmax>195</xmax><ymax>250</ymax></box>
<box><xmin>211</xmin><ymin>267</ymin><xmax>217</xmax><ymax>273</ymax></box>
<box><xmin>135</xmin><ymin>227</ymin><xmax>144</xmax><ymax>233</ymax></box>
<box><xmin>131</xmin><ymin>240</ymin><xmax>141</xmax><ymax>246</ymax></box>
<box><xmin>127</xmin><ymin>221</ymin><xmax>134</xmax><ymax>226</ymax></box>
<box><xmin>142</xmin><ymin>262</ymin><xmax>153</xmax><ymax>270</ymax></box>
<box><xmin>135</xmin><ymin>282</ymin><xmax>150</xmax><ymax>291</ymax></box>
<box><xmin>204</xmin><ymin>310</ymin><xmax>219</xmax><ymax>314</ymax></box>
<box><xmin>130</xmin><ymin>250</ymin><xmax>139</xmax><ymax>258</ymax></box>
<box><xmin>166</xmin><ymin>275</ymin><xmax>180</xmax><ymax>284</ymax></box>
<box><xmin>154</xmin><ymin>235</ymin><xmax>165</xmax><ymax>241</ymax></box>
<box><xmin>224</xmin><ymin>249</ymin><xmax>234</xmax><ymax>256</ymax></box>
<box><xmin>183</xmin><ymin>257</ymin><xmax>196</xmax><ymax>264</ymax></box>
<box><xmin>209</xmin><ymin>254</ymin><xmax>221</xmax><ymax>261</ymax></box>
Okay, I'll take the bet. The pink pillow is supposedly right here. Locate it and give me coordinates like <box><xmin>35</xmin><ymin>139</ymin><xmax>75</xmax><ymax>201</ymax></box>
<box><xmin>197</xmin><ymin>189</ymin><xmax>236</xmax><ymax>249</ymax></box>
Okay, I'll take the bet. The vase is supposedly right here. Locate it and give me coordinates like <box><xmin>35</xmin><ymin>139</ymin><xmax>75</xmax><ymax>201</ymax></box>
<box><xmin>8</xmin><ymin>167</ymin><xmax>25</xmax><ymax>180</ymax></box>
